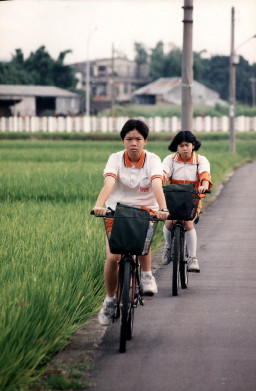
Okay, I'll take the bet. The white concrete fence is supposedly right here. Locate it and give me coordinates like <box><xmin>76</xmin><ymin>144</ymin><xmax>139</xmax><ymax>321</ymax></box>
<box><xmin>1</xmin><ymin>115</ymin><xmax>256</xmax><ymax>133</ymax></box>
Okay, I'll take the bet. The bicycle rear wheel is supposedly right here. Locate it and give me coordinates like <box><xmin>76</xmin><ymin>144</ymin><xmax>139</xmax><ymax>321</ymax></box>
<box><xmin>119</xmin><ymin>259</ymin><xmax>132</xmax><ymax>353</ymax></box>
<box><xmin>180</xmin><ymin>232</ymin><xmax>188</xmax><ymax>289</ymax></box>
<box><xmin>172</xmin><ymin>225</ymin><xmax>180</xmax><ymax>296</ymax></box>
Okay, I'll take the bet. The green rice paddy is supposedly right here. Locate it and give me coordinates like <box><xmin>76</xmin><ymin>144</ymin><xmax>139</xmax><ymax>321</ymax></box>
<box><xmin>1</xmin><ymin>135</ymin><xmax>256</xmax><ymax>390</ymax></box>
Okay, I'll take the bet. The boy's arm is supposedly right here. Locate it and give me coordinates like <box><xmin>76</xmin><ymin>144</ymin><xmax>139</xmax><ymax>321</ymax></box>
<box><xmin>93</xmin><ymin>176</ymin><xmax>116</xmax><ymax>216</ymax></box>
<box><xmin>151</xmin><ymin>177</ymin><xmax>169</xmax><ymax>220</ymax></box>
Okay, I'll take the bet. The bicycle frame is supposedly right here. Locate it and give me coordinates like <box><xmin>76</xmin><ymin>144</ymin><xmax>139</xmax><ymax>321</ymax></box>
<box><xmin>91</xmin><ymin>208</ymin><xmax>160</xmax><ymax>353</ymax></box>
<box><xmin>171</xmin><ymin>220</ymin><xmax>188</xmax><ymax>297</ymax></box>
<box><xmin>164</xmin><ymin>187</ymin><xmax>211</xmax><ymax>296</ymax></box>
<box><xmin>115</xmin><ymin>253</ymin><xmax>144</xmax><ymax>352</ymax></box>
<box><xmin>116</xmin><ymin>254</ymin><xmax>143</xmax><ymax>314</ymax></box>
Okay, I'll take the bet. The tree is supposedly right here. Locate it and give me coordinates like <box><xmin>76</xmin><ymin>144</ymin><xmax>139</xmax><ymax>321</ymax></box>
<box><xmin>147</xmin><ymin>41</ymin><xmax>256</xmax><ymax>105</ymax></box>
<box><xmin>0</xmin><ymin>46</ymin><xmax>77</xmax><ymax>90</ymax></box>
<box><xmin>149</xmin><ymin>42</ymin><xmax>182</xmax><ymax>80</ymax></box>
<box><xmin>134</xmin><ymin>42</ymin><xmax>148</xmax><ymax>78</ymax></box>
<box><xmin>236</xmin><ymin>56</ymin><xmax>255</xmax><ymax>105</ymax></box>
<box><xmin>164</xmin><ymin>48</ymin><xmax>182</xmax><ymax>77</ymax></box>
<box><xmin>193</xmin><ymin>51</ymin><xmax>207</xmax><ymax>82</ymax></box>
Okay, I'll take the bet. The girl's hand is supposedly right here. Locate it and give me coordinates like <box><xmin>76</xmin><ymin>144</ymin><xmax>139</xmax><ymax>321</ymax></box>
<box><xmin>197</xmin><ymin>185</ymin><xmax>208</xmax><ymax>194</ymax></box>
<box><xmin>93</xmin><ymin>206</ymin><xmax>107</xmax><ymax>216</ymax></box>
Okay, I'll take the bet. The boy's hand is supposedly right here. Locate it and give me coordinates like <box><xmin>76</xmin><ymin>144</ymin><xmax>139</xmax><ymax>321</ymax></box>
<box><xmin>157</xmin><ymin>210</ymin><xmax>169</xmax><ymax>220</ymax></box>
<box><xmin>93</xmin><ymin>206</ymin><xmax>107</xmax><ymax>216</ymax></box>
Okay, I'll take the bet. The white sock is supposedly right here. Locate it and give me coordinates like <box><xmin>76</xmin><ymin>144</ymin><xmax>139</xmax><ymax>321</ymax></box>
<box><xmin>141</xmin><ymin>271</ymin><xmax>152</xmax><ymax>277</ymax></box>
<box><xmin>163</xmin><ymin>225</ymin><xmax>172</xmax><ymax>248</ymax></box>
<box><xmin>106</xmin><ymin>295</ymin><xmax>115</xmax><ymax>302</ymax></box>
<box><xmin>185</xmin><ymin>229</ymin><xmax>197</xmax><ymax>258</ymax></box>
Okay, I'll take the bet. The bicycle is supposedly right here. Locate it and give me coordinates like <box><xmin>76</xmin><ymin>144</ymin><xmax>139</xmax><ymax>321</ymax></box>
<box><xmin>164</xmin><ymin>184</ymin><xmax>211</xmax><ymax>296</ymax></box>
<box><xmin>91</xmin><ymin>203</ymin><xmax>160</xmax><ymax>353</ymax></box>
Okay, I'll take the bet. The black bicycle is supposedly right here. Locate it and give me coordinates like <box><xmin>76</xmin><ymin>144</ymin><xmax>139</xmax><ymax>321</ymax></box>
<box><xmin>91</xmin><ymin>203</ymin><xmax>160</xmax><ymax>353</ymax></box>
<box><xmin>164</xmin><ymin>184</ymin><xmax>210</xmax><ymax>296</ymax></box>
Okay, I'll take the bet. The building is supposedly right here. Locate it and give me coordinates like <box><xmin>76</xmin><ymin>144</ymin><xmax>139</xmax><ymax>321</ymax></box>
<box><xmin>0</xmin><ymin>85</ymin><xmax>81</xmax><ymax>117</ymax></box>
<box><xmin>72</xmin><ymin>57</ymin><xmax>150</xmax><ymax>113</ymax></box>
<box><xmin>133</xmin><ymin>77</ymin><xmax>227</xmax><ymax>107</ymax></box>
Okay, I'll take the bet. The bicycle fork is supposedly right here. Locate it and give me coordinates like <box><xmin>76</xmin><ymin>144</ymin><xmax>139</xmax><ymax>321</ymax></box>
<box><xmin>114</xmin><ymin>257</ymin><xmax>143</xmax><ymax>321</ymax></box>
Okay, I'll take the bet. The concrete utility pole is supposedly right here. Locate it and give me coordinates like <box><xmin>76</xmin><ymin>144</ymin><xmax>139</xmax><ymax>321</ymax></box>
<box><xmin>181</xmin><ymin>0</ymin><xmax>193</xmax><ymax>131</ymax></box>
<box><xmin>86</xmin><ymin>27</ymin><xmax>97</xmax><ymax>117</ymax></box>
<box><xmin>229</xmin><ymin>7</ymin><xmax>236</xmax><ymax>153</ymax></box>
<box><xmin>111</xmin><ymin>43</ymin><xmax>115</xmax><ymax>117</ymax></box>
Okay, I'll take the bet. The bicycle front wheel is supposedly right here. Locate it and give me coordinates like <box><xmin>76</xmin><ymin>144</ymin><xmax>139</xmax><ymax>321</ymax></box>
<box><xmin>126</xmin><ymin>268</ymin><xmax>136</xmax><ymax>340</ymax></box>
<box><xmin>119</xmin><ymin>259</ymin><xmax>132</xmax><ymax>353</ymax></box>
<box><xmin>180</xmin><ymin>231</ymin><xmax>188</xmax><ymax>289</ymax></box>
<box><xmin>172</xmin><ymin>225</ymin><xmax>181</xmax><ymax>296</ymax></box>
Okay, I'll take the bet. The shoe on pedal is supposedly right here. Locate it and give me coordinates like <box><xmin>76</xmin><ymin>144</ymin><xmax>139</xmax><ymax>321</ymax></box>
<box><xmin>98</xmin><ymin>297</ymin><xmax>116</xmax><ymax>326</ymax></box>
<box><xmin>187</xmin><ymin>256</ymin><xmax>200</xmax><ymax>273</ymax></box>
<box><xmin>162</xmin><ymin>243</ymin><xmax>172</xmax><ymax>265</ymax></box>
<box><xmin>141</xmin><ymin>274</ymin><xmax>158</xmax><ymax>296</ymax></box>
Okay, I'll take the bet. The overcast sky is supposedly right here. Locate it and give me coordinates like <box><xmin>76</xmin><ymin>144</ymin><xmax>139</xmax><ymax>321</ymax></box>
<box><xmin>0</xmin><ymin>0</ymin><xmax>256</xmax><ymax>65</ymax></box>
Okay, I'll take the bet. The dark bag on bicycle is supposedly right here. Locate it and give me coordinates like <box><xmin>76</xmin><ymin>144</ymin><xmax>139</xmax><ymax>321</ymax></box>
<box><xmin>109</xmin><ymin>203</ymin><xmax>151</xmax><ymax>255</ymax></box>
<box><xmin>164</xmin><ymin>183</ymin><xmax>199</xmax><ymax>220</ymax></box>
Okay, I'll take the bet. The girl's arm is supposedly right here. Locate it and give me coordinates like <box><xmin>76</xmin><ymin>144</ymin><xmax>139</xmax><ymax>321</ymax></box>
<box><xmin>198</xmin><ymin>179</ymin><xmax>210</xmax><ymax>194</ymax></box>
<box><xmin>151</xmin><ymin>177</ymin><xmax>169</xmax><ymax>220</ymax></box>
<box><xmin>198</xmin><ymin>155</ymin><xmax>213</xmax><ymax>194</ymax></box>
<box><xmin>93</xmin><ymin>176</ymin><xmax>116</xmax><ymax>215</ymax></box>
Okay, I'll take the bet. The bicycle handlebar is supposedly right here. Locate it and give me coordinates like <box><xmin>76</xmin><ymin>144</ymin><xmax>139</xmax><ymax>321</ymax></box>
<box><xmin>90</xmin><ymin>190</ymin><xmax>211</xmax><ymax>219</ymax></box>
<box><xmin>90</xmin><ymin>209</ymin><xmax>164</xmax><ymax>221</ymax></box>
<box><xmin>90</xmin><ymin>208</ymin><xmax>114</xmax><ymax>217</ymax></box>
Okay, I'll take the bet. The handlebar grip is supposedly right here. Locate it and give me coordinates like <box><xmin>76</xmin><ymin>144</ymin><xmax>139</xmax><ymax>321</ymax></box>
<box><xmin>90</xmin><ymin>209</ymin><xmax>115</xmax><ymax>217</ymax></box>
<box><xmin>204</xmin><ymin>190</ymin><xmax>211</xmax><ymax>194</ymax></box>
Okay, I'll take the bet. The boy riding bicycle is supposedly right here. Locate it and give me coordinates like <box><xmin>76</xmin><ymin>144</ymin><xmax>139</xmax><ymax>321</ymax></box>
<box><xmin>162</xmin><ymin>130</ymin><xmax>212</xmax><ymax>272</ymax></box>
<box><xmin>93</xmin><ymin>119</ymin><xmax>169</xmax><ymax>326</ymax></box>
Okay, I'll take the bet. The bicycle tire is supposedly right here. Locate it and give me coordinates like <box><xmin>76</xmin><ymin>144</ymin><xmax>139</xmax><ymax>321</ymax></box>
<box><xmin>126</xmin><ymin>269</ymin><xmax>136</xmax><ymax>340</ymax></box>
<box><xmin>180</xmin><ymin>231</ymin><xmax>188</xmax><ymax>289</ymax></box>
<box><xmin>119</xmin><ymin>259</ymin><xmax>132</xmax><ymax>353</ymax></box>
<box><xmin>172</xmin><ymin>225</ymin><xmax>180</xmax><ymax>296</ymax></box>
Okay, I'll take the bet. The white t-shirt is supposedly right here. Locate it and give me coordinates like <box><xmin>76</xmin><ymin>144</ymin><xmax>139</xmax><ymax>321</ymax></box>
<box><xmin>104</xmin><ymin>149</ymin><xmax>163</xmax><ymax>211</ymax></box>
<box><xmin>162</xmin><ymin>152</ymin><xmax>211</xmax><ymax>185</ymax></box>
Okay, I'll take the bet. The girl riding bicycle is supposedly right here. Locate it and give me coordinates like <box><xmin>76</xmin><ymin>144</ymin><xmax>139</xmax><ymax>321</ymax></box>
<box><xmin>93</xmin><ymin>119</ymin><xmax>169</xmax><ymax>326</ymax></box>
<box><xmin>162</xmin><ymin>130</ymin><xmax>212</xmax><ymax>272</ymax></box>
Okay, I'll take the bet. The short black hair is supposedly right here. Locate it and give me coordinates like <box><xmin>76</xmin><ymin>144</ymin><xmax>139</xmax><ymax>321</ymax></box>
<box><xmin>120</xmin><ymin>119</ymin><xmax>149</xmax><ymax>140</ymax></box>
<box><xmin>168</xmin><ymin>130</ymin><xmax>201</xmax><ymax>152</ymax></box>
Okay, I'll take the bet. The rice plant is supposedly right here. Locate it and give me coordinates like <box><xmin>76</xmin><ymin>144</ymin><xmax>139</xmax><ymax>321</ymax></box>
<box><xmin>1</xmin><ymin>138</ymin><xmax>256</xmax><ymax>390</ymax></box>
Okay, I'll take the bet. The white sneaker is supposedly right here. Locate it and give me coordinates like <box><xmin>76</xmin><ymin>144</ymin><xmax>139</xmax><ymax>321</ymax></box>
<box><xmin>141</xmin><ymin>274</ymin><xmax>158</xmax><ymax>295</ymax></box>
<box><xmin>98</xmin><ymin>297</ymin><xmax>116</xmax><ymax>326</ymax></box>
<box><xmin>187</xmin><ymin>256</ymin><xmax>200</xmax><ymax>273</ymax></box>
<box><xmin>162</xmin><ymin>243</ymin><xmax>172</xmax><ymax>265</ymax></box>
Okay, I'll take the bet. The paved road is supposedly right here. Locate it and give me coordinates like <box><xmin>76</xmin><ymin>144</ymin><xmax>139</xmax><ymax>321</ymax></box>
<box><xmin>87</xmin><ymin>161</ymin><xmax>256</xmax><ymax>391</ymax></box>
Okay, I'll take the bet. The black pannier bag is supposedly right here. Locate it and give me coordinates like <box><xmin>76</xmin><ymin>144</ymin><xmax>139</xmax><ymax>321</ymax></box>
<box><xmin>109</xmin><ymin>203</ymin><xmax>154</xmax><ymax>255</ymax></box>
<box><xmin>164</xmin><ymin>183</ymin><xmax>200</xmax><ymax>220</ymax></box>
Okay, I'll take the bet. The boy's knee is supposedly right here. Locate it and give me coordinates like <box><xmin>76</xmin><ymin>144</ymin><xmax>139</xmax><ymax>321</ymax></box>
<box><xmin>165</xmin><ymin>220</ymin><xmax>173</xmax><ymax>230</ymax></box>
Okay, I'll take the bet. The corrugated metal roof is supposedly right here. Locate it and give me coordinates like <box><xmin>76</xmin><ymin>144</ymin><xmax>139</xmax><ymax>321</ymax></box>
<box><xmin>0</xmin><ymin>85</ymin><xmax>79</xmax><ymax>98</ymax></box>
<box><xmin>133</xmin><ymin>77</ymin><xmax>181</xmax><ymax>95</ymax></box>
